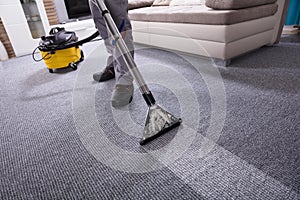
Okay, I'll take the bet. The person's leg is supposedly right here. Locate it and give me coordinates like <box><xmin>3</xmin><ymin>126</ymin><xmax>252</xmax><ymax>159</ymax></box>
<box><xmin>89</xmin><ymin>0</ymin><xmax>115</xmax><ymax>82</ymax></box>
<box><xmin>104</xmin><ymin>0</ymin><xmax>135</xmax><ymax>107</ymax></box>
<box><xmin>90</xmin><ymin>0</ymin><xmax>135</xmax><ymax>107</ymax></box>
<box><xmin>104</xmin><ymin>0</ymin><xmax>134</xmax><ymax>86</ymax></box>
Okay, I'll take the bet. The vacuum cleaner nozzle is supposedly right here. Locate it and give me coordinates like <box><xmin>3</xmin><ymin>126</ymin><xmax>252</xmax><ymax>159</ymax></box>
<box><xmin>140</xmin><ymin>104</ymin><xmax>182</xmax><ymax>145</ymax></box>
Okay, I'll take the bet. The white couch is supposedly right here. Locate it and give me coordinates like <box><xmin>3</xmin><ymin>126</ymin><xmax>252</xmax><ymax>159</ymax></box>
<box><xmin>128</xmin><ymin>0</ymin><xmax>289</xmax><ymax>66</ymax></box>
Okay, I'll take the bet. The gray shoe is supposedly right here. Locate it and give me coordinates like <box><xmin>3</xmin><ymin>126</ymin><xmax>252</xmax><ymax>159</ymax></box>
<box><xmin>111</xmin><ymin>84</ymin><xmax>134</xmax><ymax>107</ymax></box>
<box><xmin>93</xmin><ymin>66</ymin><xmax>115</xmax><ymax>82</ymax></box>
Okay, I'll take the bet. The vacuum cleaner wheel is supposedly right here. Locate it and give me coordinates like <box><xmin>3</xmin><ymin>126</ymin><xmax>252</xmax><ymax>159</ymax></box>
<box><xmin>69</xmin><ymin>63</ymin><xmax>77</xmax><ymax>70</ymax></box>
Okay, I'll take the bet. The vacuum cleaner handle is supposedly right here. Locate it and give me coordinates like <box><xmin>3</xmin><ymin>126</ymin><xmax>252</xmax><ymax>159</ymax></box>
<box><xmin>94</xmin><ymin>0</ymin><xmax>151</xmax><ymax>95</ymax></box>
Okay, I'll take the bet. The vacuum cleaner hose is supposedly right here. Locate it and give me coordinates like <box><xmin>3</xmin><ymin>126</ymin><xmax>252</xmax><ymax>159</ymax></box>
<box><xmin>39</xmin><ymin>31</ymin><xmax>100</xmax><ymax>52</ymax></box>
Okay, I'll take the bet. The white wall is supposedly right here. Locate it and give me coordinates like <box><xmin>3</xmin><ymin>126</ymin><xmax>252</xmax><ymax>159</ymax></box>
<box><xmin>52</xmin><ymin>0</ymin><xmax>68</xmax><ymax>23</ymax></box>
<box><xmin>0</xmin><ymin>0</ymin><xmax>50</xmax><ymax>57</ymax></box>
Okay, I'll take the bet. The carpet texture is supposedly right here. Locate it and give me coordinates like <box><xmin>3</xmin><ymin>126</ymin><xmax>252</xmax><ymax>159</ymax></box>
<box><xmin>0</xmin><ymin>37</ymin><xmax>299</xmax><ymax>199</ymax></box>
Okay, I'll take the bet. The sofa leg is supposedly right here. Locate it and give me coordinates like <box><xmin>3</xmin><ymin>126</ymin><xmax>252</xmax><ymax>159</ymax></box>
<box><xmin>212</xmin><ymin>58</ymin><xmax>231</xmax><ymax>67</ymax></box>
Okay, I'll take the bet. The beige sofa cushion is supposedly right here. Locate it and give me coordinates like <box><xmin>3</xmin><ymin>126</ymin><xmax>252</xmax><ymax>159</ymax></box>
<box><xmin>205</xmin><ymin>0</ymin><xmax>276</xmax><ymax>10</ymax></box>
<box><xmin>152</xmin><ymin>0</ymin><xmax>172</xmax><ymax>6</ymax></box>
<box><xmin>169</xmin><ymin>0</ymin><xmax>205</xmax><ymax>6</ymax></box>
<box><xmin>129</xmin><ymin>4</ymin><xmax>278</xmax><ymax>25</ymax></box>
<box><xmin>128</xmin><ymin>0</ymin><xmax>155</xmax><ymax>10</ymax></box>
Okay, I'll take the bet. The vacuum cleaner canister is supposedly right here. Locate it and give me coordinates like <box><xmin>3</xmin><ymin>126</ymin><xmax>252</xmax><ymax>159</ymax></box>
<box><xmin>40</xmin><ymin>46</ymin><xmax>83</xmax><ymax>73</ymax></box>
<box><xmin>34</xmin><ymin>27</ymin><xmax>84</xmax><ymax>73</ymax></box>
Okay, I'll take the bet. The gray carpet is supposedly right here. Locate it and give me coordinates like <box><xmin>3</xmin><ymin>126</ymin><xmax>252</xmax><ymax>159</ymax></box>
<box><xmin>280</xmin><ymin>33</ymin><xmax>300</xmax><ymax>43</ymax></box>
<box><xmin>0</xmin><ymin>37</ymin><xmax>299</xmax><ymax>199</ymax></box>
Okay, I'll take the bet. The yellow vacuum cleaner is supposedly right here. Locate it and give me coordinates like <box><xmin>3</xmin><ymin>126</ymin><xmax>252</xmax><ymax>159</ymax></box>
<box><xmin>33</xmin><ymin>27</ymin><xmax>99</xmax><ymax>73</ymax></box>
<box><xmin>40</xmin><ymin>46</ymin><xmax>83</xmax><ymax>73</ymax></box>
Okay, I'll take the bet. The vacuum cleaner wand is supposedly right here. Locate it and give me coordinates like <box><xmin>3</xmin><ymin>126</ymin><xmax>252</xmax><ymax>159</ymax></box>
<box><xmin>94</xmin><ymin>0</ymin><xmax>181</xmax><ymax>145</ymax></box>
